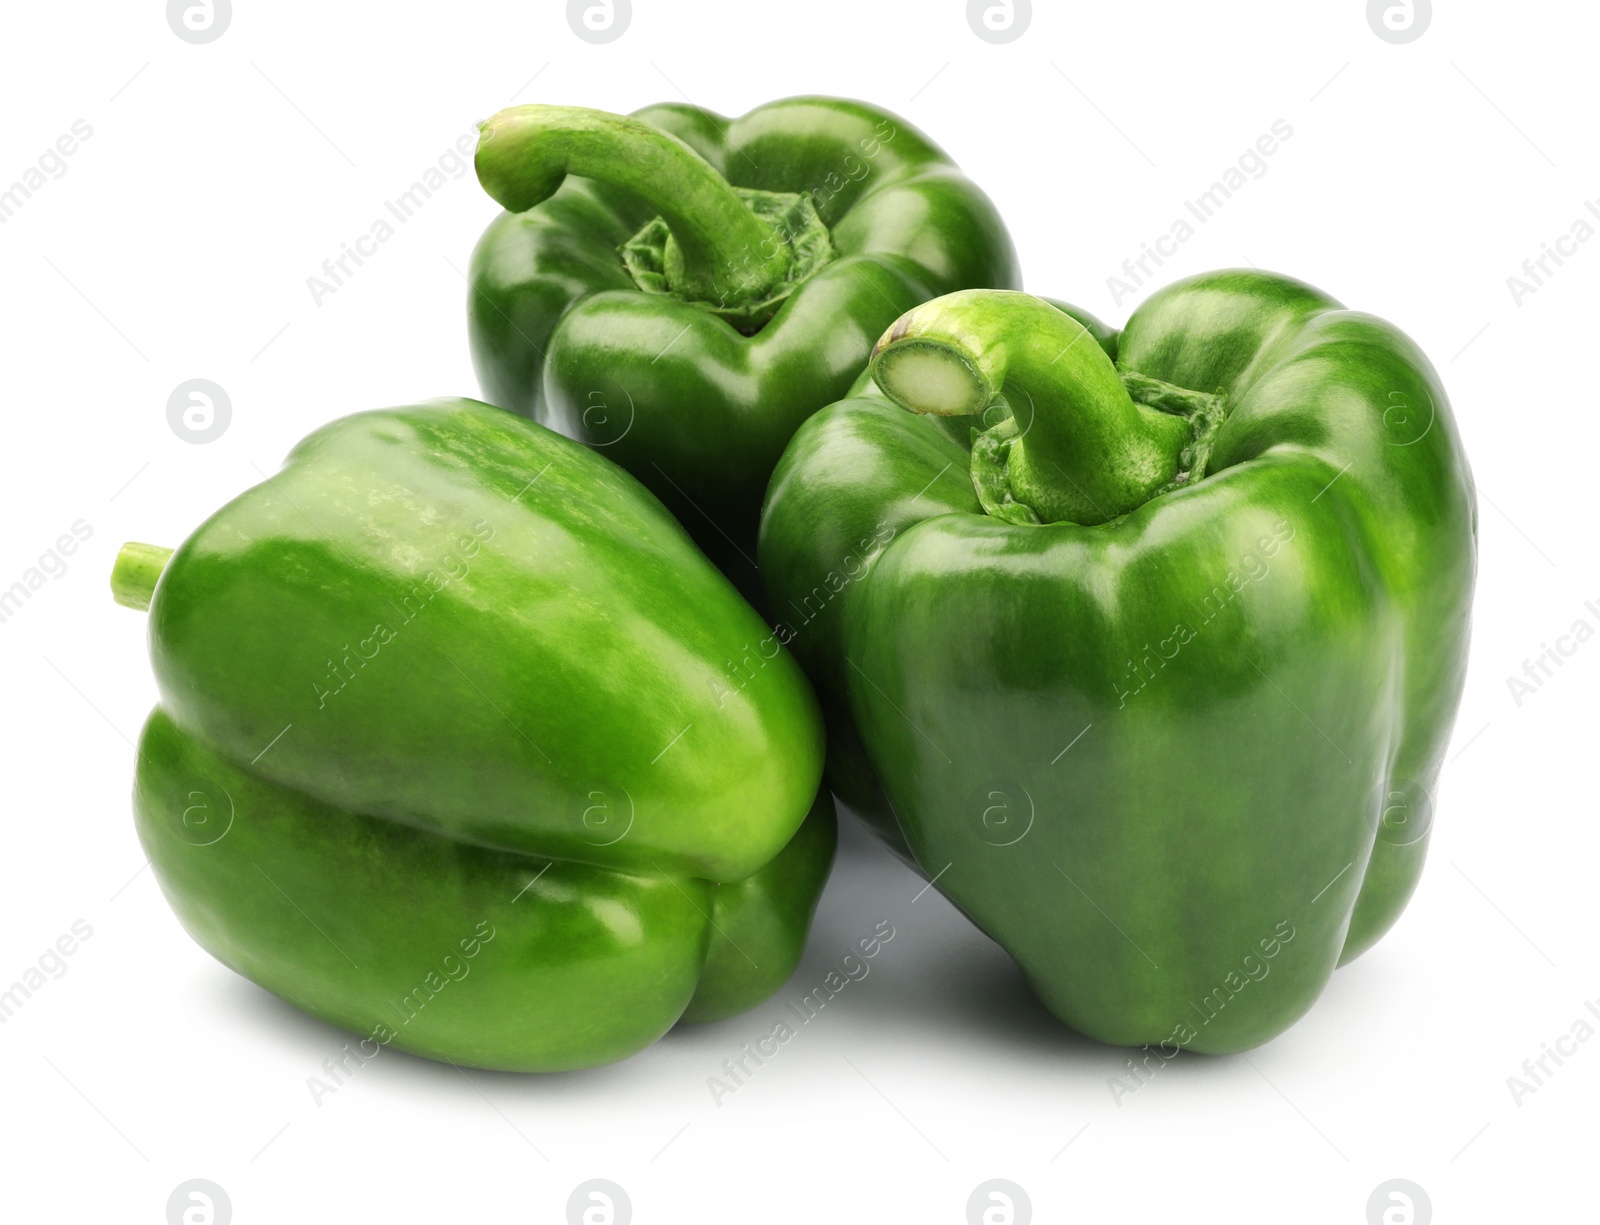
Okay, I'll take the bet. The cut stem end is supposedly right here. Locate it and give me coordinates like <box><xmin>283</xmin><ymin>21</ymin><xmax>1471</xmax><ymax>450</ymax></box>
<box><xmin>111</xmin><ymin>543</ymin><xmax>173</xmax><ymax>611</ymax></box>
<box><xmin>871</xmin><ymin>341</ymin><xmax>993</xmax><ymax>418</ymax></box>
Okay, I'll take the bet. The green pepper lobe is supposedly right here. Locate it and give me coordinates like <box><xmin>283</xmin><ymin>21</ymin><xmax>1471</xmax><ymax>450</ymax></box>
<box><xmin>760</xmin><ymin>274</ymin><xmax>1476</xmax><ymax>1053</ymax></box>
<box><xmin>468</xmin><ymin>96</ymin><xmax>1019</xmax><ymax>601</ymax></box>
<box><xmin>119</xmin><ymin>399</ymin><xmax>834</xmax><ymax>1071</ymax></box>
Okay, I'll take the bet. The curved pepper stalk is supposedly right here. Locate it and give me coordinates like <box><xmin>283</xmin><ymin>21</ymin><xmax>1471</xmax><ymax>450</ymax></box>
<box><xmin>476</xmin><ymin>104</ymin><xmax>799</xmax><ymax>320</ymax></box>
<box><xmin>871</xmin><ymin>289</ymin><xmax>1224</xmax><ymax>526</ymax></box>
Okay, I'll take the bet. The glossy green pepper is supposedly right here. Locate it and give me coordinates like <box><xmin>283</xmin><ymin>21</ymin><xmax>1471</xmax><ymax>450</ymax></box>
<box><xmin>759</xmin><ymin>276</ymin><xmax>1476</xmax><ymax>1053</ymax></box>
<box><xmin>114</xmin><ymin>399</ymin><xmax>834</xmax><ymax>1071</ymax></box>
<box><xmin>468</xmin><ymin>96</ymin><xmax>1019</xmax><ymax>599</ymax></box>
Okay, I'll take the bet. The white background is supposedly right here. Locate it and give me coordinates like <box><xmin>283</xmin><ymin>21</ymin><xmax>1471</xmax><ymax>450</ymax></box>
<box><xmin>1</xmin><ymin>1</ymin><xmax>1594</xmax><ymax>1221</ymax></box>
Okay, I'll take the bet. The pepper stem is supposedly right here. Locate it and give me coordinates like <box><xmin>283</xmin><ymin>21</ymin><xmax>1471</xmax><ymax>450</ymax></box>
<box><xmin>111</xmin><ymin>543</ymin><xmax>173</xmax><ymax>611</ymax></box>
<box><xmin>870</xmin><ymin>290</ymin><xmax>1219</xmax><ymax>525</ymax></box>
<box><xmin>475</xmin><ymin>104</ymin><xmax>792</xmax><ymax>311</ymax></box>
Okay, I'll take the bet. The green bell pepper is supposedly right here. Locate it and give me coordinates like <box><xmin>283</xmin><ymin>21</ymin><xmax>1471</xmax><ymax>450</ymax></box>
<box><xmin>114</xmin><ymin>399</ymin><xmax>834</xmax><ymax>1071</ymax></box>
<box><xmin>759</xmin><ymin>276</ymin><xmax>1476</xmax><ymax>1053</ymax></box>
<box><xmin>468</xmin><ymin>97</ymin><xmax>1019</xmax><ymax>599</ymax></box>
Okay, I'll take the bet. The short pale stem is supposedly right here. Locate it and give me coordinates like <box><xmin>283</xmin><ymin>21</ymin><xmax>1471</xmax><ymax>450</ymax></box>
<box><xmin>870</xmin><ymin>290</ymin><xmax>1196</xmax><ymax>525</ymax></box>
<box><xmin>111</xmin><ymin>543</ymin><xmax>173</xmax><ymax>611</ymax></box>
<box><xmin>475</xmin><ymin>104</ymin><xmax>789</xmax><ymax>307</ymax></box>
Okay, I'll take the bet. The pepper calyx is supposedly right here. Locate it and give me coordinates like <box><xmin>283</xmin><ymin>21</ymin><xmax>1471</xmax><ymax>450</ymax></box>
<box><xmin>967</xmin><ymin>373</ymin><xmax>1227</xmax><ymax>526</ymax></box>
<box><xmin>621</xmin><ymin>189</ymin><xmax>836</xmax><ymax>334</ymax></box>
